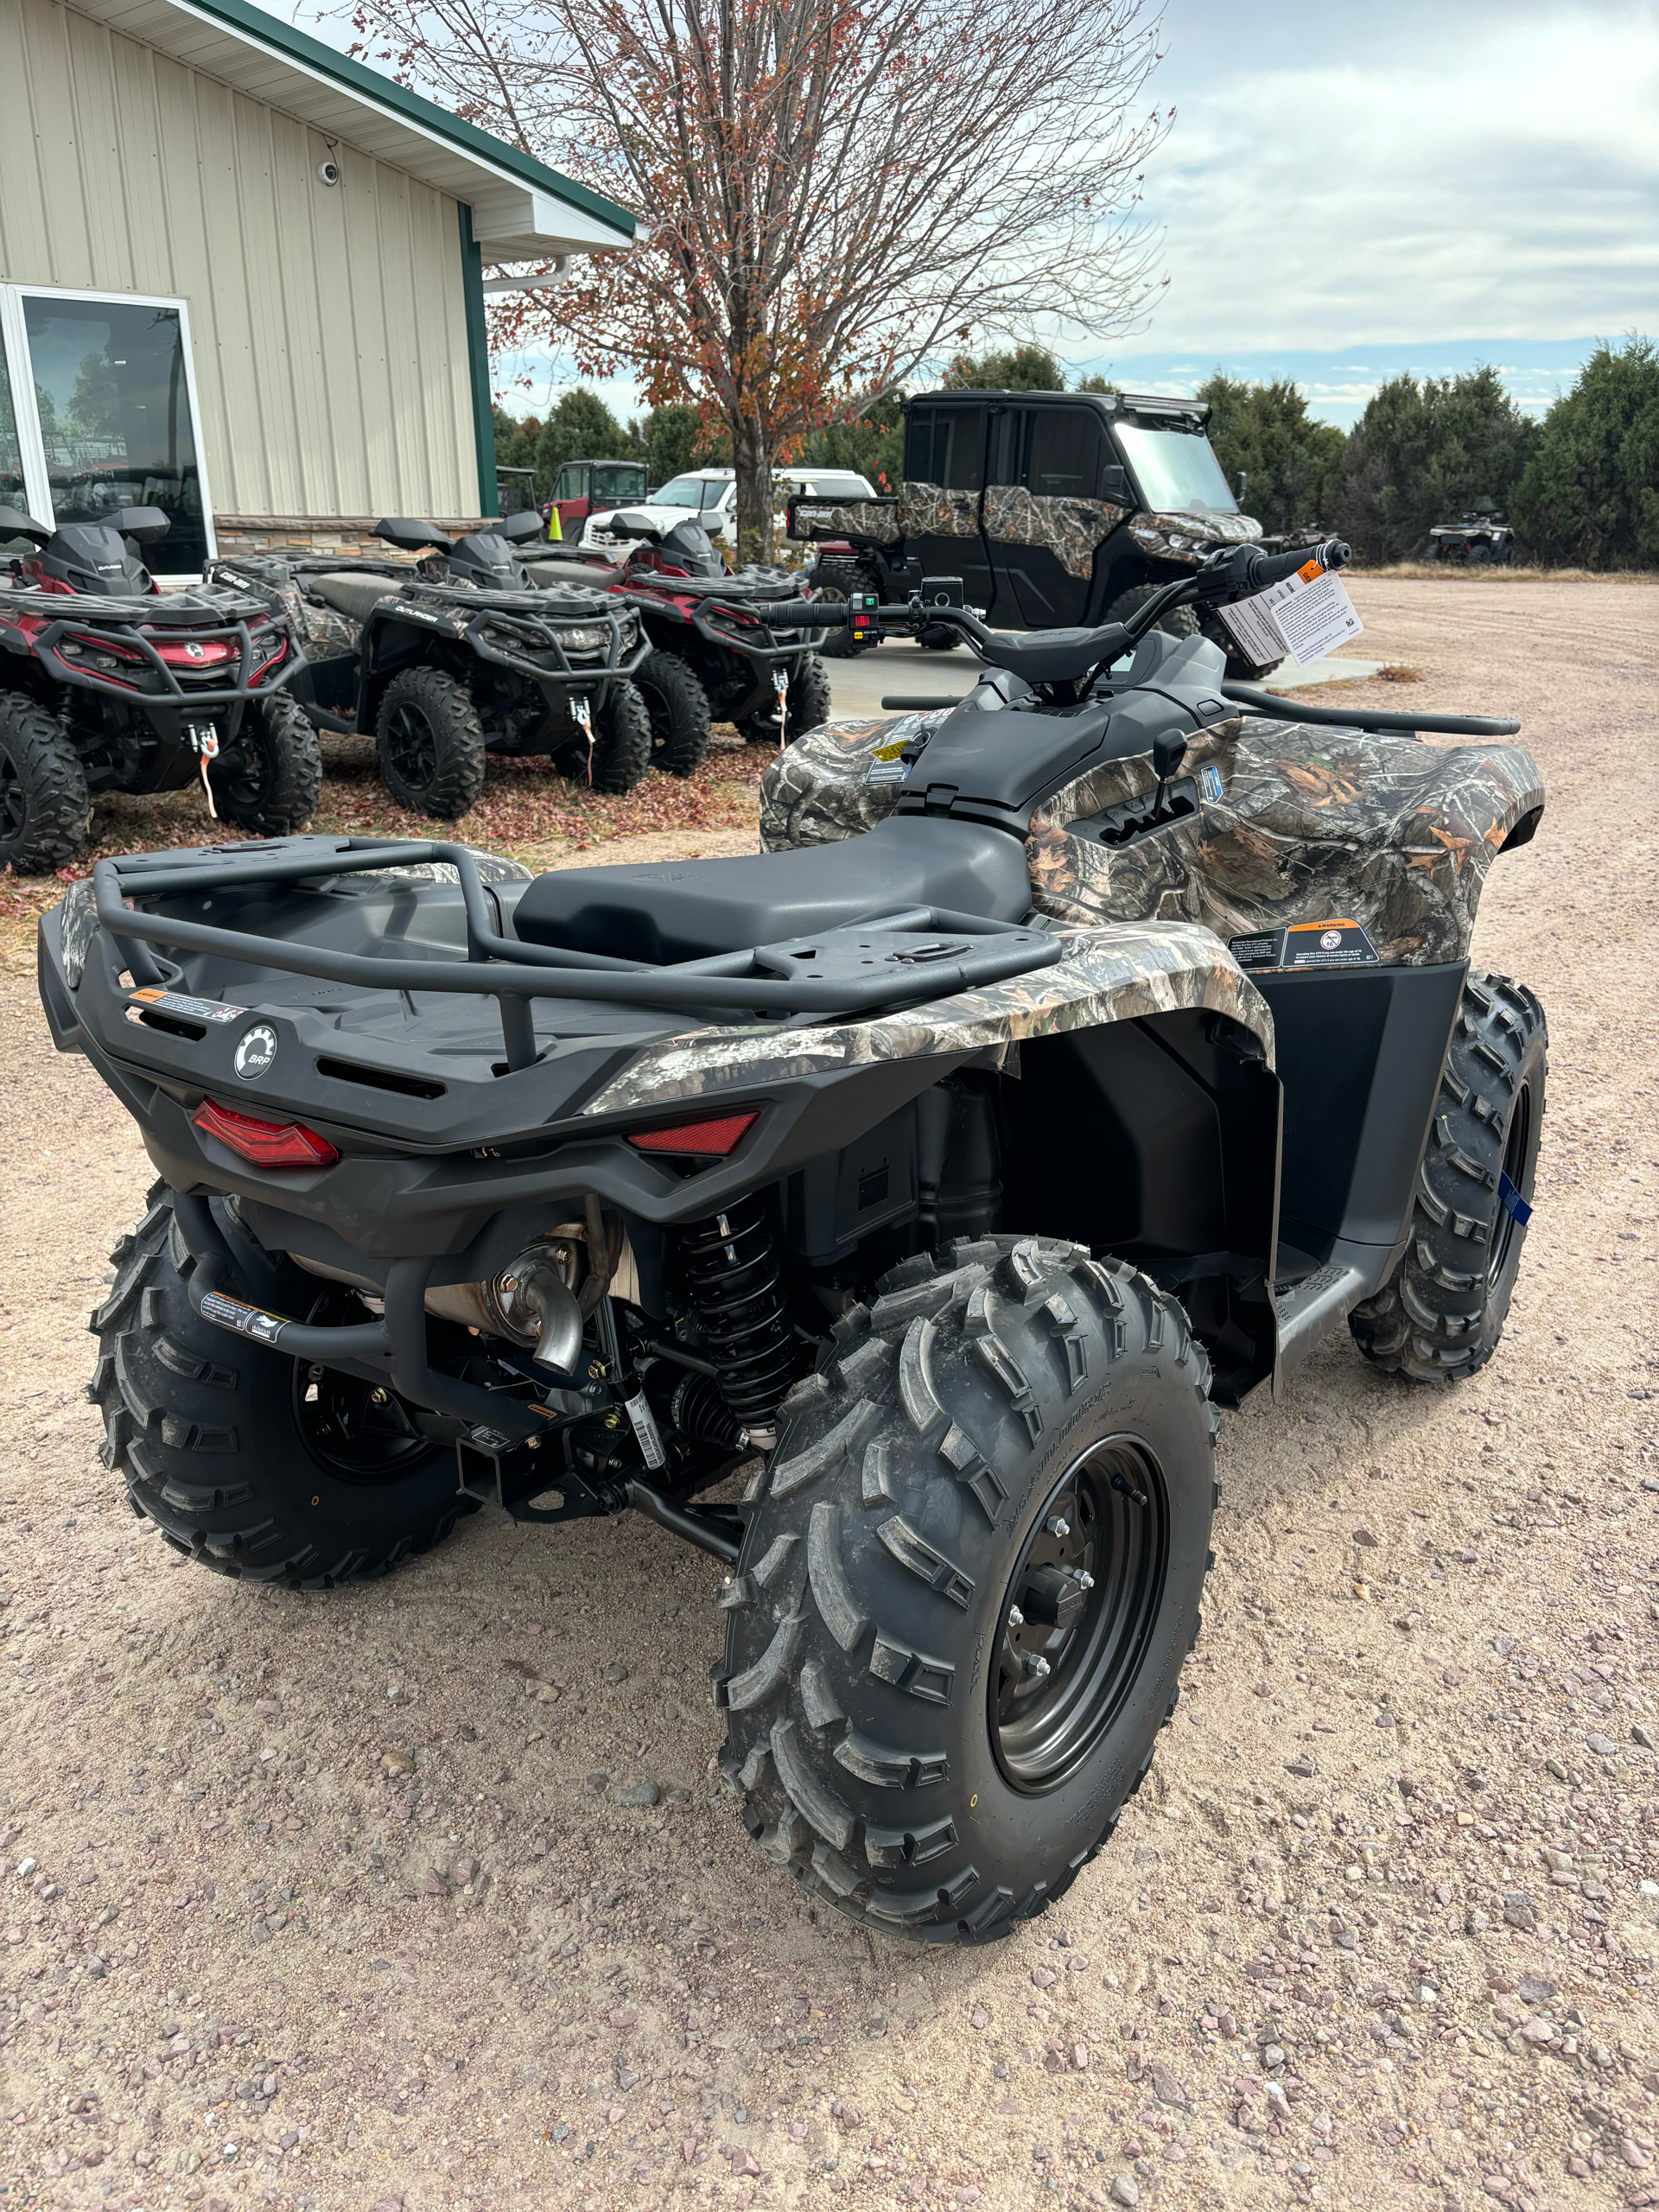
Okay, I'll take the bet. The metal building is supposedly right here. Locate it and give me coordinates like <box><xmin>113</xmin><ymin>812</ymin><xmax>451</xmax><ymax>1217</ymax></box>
<box><xmin>0</xmin><ymin>0</ymin><xmax>633</xmax><ymax>573</ymax></box>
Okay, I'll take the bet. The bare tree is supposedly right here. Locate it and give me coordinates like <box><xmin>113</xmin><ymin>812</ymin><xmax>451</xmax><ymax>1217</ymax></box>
<box><xmin>346</xmin><ymin>0</ymin><xmax>1171</xmax><ymax>559</ymax></box>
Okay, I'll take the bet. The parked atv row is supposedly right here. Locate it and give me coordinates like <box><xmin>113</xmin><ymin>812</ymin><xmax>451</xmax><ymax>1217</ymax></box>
<box><xmin>40</xmin><ymin>534</ymin><xmax>1548</xmax><ymax>1946</ymax></box>
<box><xmin>0</xmin><ymin>506</ymin><xmax>321</xmax><ymax>874</ymax></box>
<box><xmin>216</xmin><ymin>511</ymin><xmax>833</xmax><ymax>819</ymax></box>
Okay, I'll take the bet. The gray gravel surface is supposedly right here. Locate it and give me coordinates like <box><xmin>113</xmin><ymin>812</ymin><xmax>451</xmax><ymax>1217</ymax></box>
<box><xmin>0</xmin><ymin>577</ymin><xmax>1656</xmax><ymax>2211</ymax></box>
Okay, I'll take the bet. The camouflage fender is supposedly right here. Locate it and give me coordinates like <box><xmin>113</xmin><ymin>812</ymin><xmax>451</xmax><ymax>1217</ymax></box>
<box><xmin>1027</xmin><ymin>719</ymin><xmax>1544</xmax><ymax>964</ymax></box>
<box><xmin>580</xmin><ymin>914</ymin><xmax>1274</xmax><ymax>1116</ymax></box>
<box><xmin>760</xmin><ymin>711</ymin><xmax>1544</xmax><ymax>967</ymax></box>
<box><xmin>980</xmin><ymin>487</ymin><xmax>1129</xmax><ymax>579</ymax></box>
<box><xmin>760</xmin><ymin>713</ymin><xmax>948</xmax><ymax>850</ymax></box>
<box><xmin>1125</xmin><ymin>511</ymin><xmax>1263</xmax><ymax>566</ymax></box>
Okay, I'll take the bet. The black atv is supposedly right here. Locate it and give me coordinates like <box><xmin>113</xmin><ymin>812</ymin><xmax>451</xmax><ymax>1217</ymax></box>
<box><xmin>39</xmin><ymin>537</ymin><xmax>1548</xmax><ymax>1948</ymax></box>
<box><xmin>791</xmin><ymin>388</ymin><xmax>1283</xmax><ymax>676</ymax></box>
<box><xmin>0</xmin><ymin>505</ymin><xmax>319</xmax><ymax>874</ymax></box>
<box><xmin>542</xmin><ymin>512</ymin><xmax>833</xmax><ymax>768</ymax></box>
<box><xmin>213</xmin><ymin>512</ymin><xmax>653</xmax><ymax>817</ymax></box>
<box><xmin>1426</xmin><ymin>504</ymin><xmax>1516</xmax><ymax>566</ymax></box>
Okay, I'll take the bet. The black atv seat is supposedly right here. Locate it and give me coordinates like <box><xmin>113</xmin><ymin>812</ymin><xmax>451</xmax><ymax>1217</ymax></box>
<box><xmin>512</xmin><ymin>814</ymin><xmax>1033</xmax><ymax>965</ymax></box>
<box><xmin>308</xmin><ymin>571</ymin><xmax>404</xmax><ymax>623</ymax></box>
<box><xmin>523</xmin><ymin>556</ymin><xmax>627</xmax><ymax>588</ymax></box>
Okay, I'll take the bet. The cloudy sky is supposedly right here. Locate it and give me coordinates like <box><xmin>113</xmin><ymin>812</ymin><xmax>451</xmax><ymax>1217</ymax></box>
<box><xmin>323</xmin><ymin>0</ymin><xmax>1658</xmax><ymax>429</ymax></box>
<box><xmin>1068</xmin><ymin>0</ymin><xmax>1659</xmax><ymax>421</ymax></box>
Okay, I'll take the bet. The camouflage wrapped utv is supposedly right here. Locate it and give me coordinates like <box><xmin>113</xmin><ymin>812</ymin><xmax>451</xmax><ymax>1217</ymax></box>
<box><xmin>791</xmin><ymin>388</ymin><xmax>1283</xmax><ymax>671</ymax></box>
<box><xmin>38</xmin><ymin>539</ymin><xmax>1548</xmax><ymax>1949</ymax></box>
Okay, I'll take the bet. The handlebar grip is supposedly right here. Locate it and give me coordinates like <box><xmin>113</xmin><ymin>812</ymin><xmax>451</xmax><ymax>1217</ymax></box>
<box><xmin>747</xmin><ymin>599</ymin><xmax>846</xmax><ymax>627</ymax></box>
<box><xmin>1239</xmin><ymin>537</ymin><xmax>1351</xmax><ymax>592</ymax></box>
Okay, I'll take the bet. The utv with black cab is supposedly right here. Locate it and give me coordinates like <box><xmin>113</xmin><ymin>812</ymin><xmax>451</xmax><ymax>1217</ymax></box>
<box><xmin>213</xmin><ymin>512</ymin><xmax>654</xmax><ymax>818</ymax></box>
<box><xmin>0</xmin><ymin>505</ymin><xmax>319</xmax><ymax>873</ymax></box>
<box><xmin>39</xmin><ymin>537</ymin><xmax>1548</xmax><ymax>1946</ymax></box>
<box><xmin>796</xmin><ymin>389</ymin><xmax>1278</xmax><ymax>672</ymax></box>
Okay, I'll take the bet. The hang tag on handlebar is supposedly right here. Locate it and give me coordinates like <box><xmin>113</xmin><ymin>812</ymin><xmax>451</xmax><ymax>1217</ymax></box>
<box><xmin>1217</xmin><ymin>568</ymin><xmax>1363</xmax><ymax>671</ymax></box>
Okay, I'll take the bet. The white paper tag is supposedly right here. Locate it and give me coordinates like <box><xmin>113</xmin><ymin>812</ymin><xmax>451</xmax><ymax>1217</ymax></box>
<box><xmin>1217</xmin><ymin>563</ymin><xmax>1365</xmax><ymax>668</ymax></box>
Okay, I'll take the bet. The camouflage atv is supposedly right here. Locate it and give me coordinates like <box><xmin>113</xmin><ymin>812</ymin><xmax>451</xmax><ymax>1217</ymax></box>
<box><xmin>38</xmin><ymin>537</ymin><xmax>1548</xmax><ymax>1946</ymax></box>
<box><xmin>791</xmin><ymin>388</ymin><xmax>1284</xmax><ymax>675</ymax></box>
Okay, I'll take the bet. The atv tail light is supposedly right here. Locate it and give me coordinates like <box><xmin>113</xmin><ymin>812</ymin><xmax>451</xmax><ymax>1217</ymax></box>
<box><xmin>193</xmin><ymin>1098</ymin><xmax>340</xmax><ymax>1168</ymax></box>
<box><xmin>627</xmin><ymin>1110</ymin><xmax>760</xmax><ymax>1158</ymax></box>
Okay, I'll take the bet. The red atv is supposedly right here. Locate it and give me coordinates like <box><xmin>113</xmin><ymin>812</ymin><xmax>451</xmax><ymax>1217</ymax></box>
<box><xmin>0</xmin><ymin>505</ymin><xmax>318</xmax><ymax>873</ymax></box>
<box><xmin>543</xmin><ymin>514</ymin><xmax>832</xmax><ymax>773</ymax></box>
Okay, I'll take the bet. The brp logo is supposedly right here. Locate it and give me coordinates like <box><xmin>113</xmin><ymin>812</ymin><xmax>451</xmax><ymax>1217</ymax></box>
<box><xmin>233</xmin><ymin>1024</ymin><xmax>279</xmax><ymax>1080</ymax></box>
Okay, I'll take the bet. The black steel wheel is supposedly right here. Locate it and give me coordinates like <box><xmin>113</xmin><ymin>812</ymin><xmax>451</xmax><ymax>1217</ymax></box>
<box><xmin>375</xmin><ymin>665</ymin><xmax>486</xmax><ymax>818</ymax></box>
<box><xmin>0</xmin><ymin>691</ymin><xmax>90</xmax><ymax>872</ymax></box>
<box><xmin>718</xmin><ymin>1232</ymin><xmax>1217</xmax><ymax>1945</ymax></box>
<box><xmin>1351</xmin><ymin>971</ymin><xmax>1548</xmax><ymax>1382</ymax></box>
<box><xmin>91</xmin><ymin>1187</ymin><xmax>472</xmax><ymax>1589</ymax></box>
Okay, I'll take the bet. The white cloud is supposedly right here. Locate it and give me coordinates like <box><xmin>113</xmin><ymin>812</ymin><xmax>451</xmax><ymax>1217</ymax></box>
<box><xmin>1122</xmin><ymin>1</ymin><xmax>1659</xmax><ymax>351</ymax></box>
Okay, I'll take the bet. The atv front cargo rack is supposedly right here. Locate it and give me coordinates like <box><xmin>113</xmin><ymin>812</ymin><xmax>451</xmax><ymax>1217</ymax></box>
<box><xmin>91</xmin><ymin>836</ymin><xmax>1060</xmax><ymax>1071</ymax></box>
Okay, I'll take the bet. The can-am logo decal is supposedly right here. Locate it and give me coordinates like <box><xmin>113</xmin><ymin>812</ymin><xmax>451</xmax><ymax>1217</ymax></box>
<box><xmin>185</xmin><ymin>642</ymin><xmax>207</xmax><ymax>659</ymax></box>
<box><xmin>233</xmin><ymin>1024</ymin><xmax>279</xmax><ymax>1079</ymax></box>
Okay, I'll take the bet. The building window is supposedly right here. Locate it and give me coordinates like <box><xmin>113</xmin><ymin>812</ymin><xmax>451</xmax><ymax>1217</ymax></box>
<box><xmin>0</xmin><ymin>286</ymin><xmax>215</xmax><ymax>575</ymax></box>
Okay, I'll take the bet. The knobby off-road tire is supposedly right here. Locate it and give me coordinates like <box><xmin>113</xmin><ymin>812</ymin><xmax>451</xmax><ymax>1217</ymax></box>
<box><xmin>90</xmin><ymin>1187</ymin><xmax>474</xmax><ymax>1587</ymax></box>
<box><xmin>1105</xmin><ymin>582</ymin><xmax>1202</xmax><ymax>645</ymax></box>
<box><xmin>635</xmin><ymin>649</ymin><xmax>711</xmax><ymax>777</ymax></box>
<box><xmin>1351</xmin><ymin>972</ymin><xmax>1547</xmax><ymax>1382</ymax></box>
<box><xmin>376</xmin><ymin>666</ymin><xmax>486</xmax><ymax>818</ymax></box>
<box><xmin>552</xmin><ymin>680</ymin><xmax>652</xmax><ymax>794</ymax></box>
<box><xmin>916</xmin><ymin>625</ymin><xmax>961</xmax><ymax>652</ymax></box>
<box><xmin>717</xmin><ymin>1234</ymin><xmax>1217</xmax><ymax>1945</ymax></box>
<box><xmin>736</xmin><ymin>651</ymin><xmax>836</xmax><ymax>748</ymax></box>
<box><xmin>210</xmin><ymin>692</ymin><xmax>323</xmax><ymax>836</ymax></box>
<box><xmin>809</xmin><ymin>556</ymin><xmax>877</xmax><ymax>658</ymax></box>
<box><xmin>0</xmin><ymin>693</ymin><xmax>90</xmax><ymax>872</ymax></box>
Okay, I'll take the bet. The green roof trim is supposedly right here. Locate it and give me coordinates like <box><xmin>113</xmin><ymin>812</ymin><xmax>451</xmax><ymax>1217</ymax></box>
<box><xmin>179</xmin><ymin>0</ymin><xmax>636</xmax><ymax>240</ymax></box>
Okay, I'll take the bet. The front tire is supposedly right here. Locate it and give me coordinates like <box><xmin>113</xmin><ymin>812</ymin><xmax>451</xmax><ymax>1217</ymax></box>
<box><xmin>375</xmin><ymin>665</ymin><xmax>486</xmax><ymax>818</ymax></box>
<box><xmin>1350</xmin><ymin>972</ymin><xmax>1547</xmax><ymax>1382</ymax></box>
<box><xmin>718</xmin><ymin>1235</ymin><xmax>1217</xmax><ymax>1945</ymax></box>
<box><xmin>209</xmin><ymin>692</ymin><xmax>323</xmax><ymax>836</ymax></box>
<box><xmin>90</xmin><ymin>1189</ymin><xmax>474</xmax><ymax>1587</ymax></box>
<box><xmin>635</xmin><ymin>650</ymin><xmax>711</xmax><ymax>777</ymax></box>
<box><xmin>0</xmin><ymin>693</ymin><xmax>90</xmax><ymax>872</ymax></box>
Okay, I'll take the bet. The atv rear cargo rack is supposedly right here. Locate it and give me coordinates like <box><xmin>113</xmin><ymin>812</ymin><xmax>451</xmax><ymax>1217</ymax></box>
<box><xmin>91</xmin><ymin>836</ymin><xmax>1061</xmax><ymax>1071</ymax></box>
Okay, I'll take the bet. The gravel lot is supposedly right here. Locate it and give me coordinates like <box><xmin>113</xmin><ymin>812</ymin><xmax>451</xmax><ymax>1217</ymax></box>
<box><xmin>1</xmin><ymin>577</ymin><xmax>1656</xmax><ymax>2212</ymax></box>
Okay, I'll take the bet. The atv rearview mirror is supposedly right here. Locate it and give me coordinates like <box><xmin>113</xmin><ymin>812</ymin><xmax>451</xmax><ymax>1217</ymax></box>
<box><xmin>105</xmin><ymin>505</ymin><xmax>171</xmax><ymax>544</ymax></box>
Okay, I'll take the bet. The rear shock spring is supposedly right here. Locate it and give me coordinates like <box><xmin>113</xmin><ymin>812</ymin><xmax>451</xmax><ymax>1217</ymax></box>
<box><xmin>677</xmin><ymin>1198</ymin><xmax>798</xmax><ymax>1436</ymax></box>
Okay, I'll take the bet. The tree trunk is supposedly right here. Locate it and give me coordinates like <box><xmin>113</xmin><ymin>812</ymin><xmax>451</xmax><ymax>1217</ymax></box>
<box><xmin>732</xmin><ymin>411</ymin><xmax>772</xmax><ymax>569</ymax></box>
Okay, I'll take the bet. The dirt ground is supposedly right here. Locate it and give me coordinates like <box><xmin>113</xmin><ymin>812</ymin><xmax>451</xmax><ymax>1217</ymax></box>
<box><xmin>1</xmin><ymin>577</ymin><xmax>1656</xmax><ymax>2212</ymax></box>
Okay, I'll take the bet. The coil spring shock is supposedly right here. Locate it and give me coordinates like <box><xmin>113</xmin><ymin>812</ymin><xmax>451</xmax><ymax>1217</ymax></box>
<box><xmin>677</xmin><ymin>1198</ymin><xmax>798</xmax><ymax>1436</ymax></box>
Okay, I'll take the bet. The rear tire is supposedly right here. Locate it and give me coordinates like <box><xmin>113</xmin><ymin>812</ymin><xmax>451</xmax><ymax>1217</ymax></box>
<box><xmin>717</xmin><ymin>1234</ymin><xmax>1217</xmax><ymax>1945</ymax></box>
<box><xmin>1350</xmin><ymin>972</ymin><xmax>1547</xmax><ymax>1382</ymax></box>
<box><xmin>375</xmin><ymin>665</ymin><xmax>486</xmax><ymax>818</ymax></box>
<box><xmin>89</xmin><ymin>1189</ymin><xmax>475</xmax><ymax>1588</ymax></box>
<box><xmin>810</xmin><ymin>556</ymin><xmax>878</xmax><ymax>658</ymax></box>
<box><xmin>210</xmin><ymin>692</ymin><xmax>323</xmax><ymax>836</ymax></box>
<box><xmin>0</xmin><ymin>693</ymin><xmax>90</xmax><ymax>873</ymax></box>
<box><xmin>635</xmin><ymin>650</ymin><xmax>711</xmax><ymax>777</ymax></box>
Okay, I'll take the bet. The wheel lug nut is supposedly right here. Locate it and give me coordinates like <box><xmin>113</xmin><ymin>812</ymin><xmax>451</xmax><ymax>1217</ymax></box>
<box><xmin>1022</xmin><ymin>1652</ymin><xmax>1051</xmax><ymax>1679</ymax></box>
<box><xmin>1007</xmin><ymin>1605</ymin><xmax>1025</xmax><ymax>1629</ymax></box>
<box><xmin>1075</xmin><ymin>1570</ymin><xmax>1095</xmax><ymax>1590</ymax></box>
<box><xmin>1046</xmin><ymin>1515</ymin><xmax>1071</xmax><ymax>1539</ymax></box>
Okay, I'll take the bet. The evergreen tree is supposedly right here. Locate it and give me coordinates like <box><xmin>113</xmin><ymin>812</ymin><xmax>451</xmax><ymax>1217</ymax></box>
<box><xmin>530</xmin><ymin>390</ymin><xmax>634</xmax><ymax>499</ymax></box>
<box><xmin>1335</xmin><ymin>366</ymin><xmax>1536</xmax><ymax>564</ymax></box>
<box><xmin>939</xmin><ymin>345</ymin><xmax>1067</xmax><ymax>391</ymax></box>
<box><xmin>1195</xmin><ymin>374</ymin><xmax>1346</xmax><ymax>537</ymax></box>
<box><xmin>1509</xmin><ymin>337</ymin><xmax>1659</xmax><ymax>569</ymax></box>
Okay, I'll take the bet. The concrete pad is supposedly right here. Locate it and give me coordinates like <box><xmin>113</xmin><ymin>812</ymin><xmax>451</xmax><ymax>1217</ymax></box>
<box><xmin>1257</xmin><ymin>656</ymin><xmax>1385</xmax><ymax>690</ymax></box>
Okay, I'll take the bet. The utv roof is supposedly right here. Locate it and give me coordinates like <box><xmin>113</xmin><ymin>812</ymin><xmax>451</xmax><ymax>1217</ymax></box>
<box><xmin>909</xmin><ymin>389</ymin><xmax>1211</xmax><ymax>423</ymax></box>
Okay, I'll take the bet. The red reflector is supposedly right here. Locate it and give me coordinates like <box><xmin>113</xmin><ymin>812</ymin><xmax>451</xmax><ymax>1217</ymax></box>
<box><xmin>193</xmin><ymin>1098</ymin><xmax>340</xmax><ymax>1167</ymax></box>
<box><xmin>627</xmin><ymin>1110</ymin><xmax>759</xmax><ymax>1157</ymax></box>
